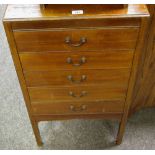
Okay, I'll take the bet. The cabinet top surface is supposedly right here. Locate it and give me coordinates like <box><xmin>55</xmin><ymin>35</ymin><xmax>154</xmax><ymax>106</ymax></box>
<box><xmin>4</xmin><ymin>4</ymin><xmax>149</xmax><ymax>21</ymax></box>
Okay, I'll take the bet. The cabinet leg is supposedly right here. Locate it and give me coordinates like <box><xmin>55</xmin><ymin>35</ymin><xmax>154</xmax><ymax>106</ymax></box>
<box><xmin>116</xmin><ymin>122</ymin><xmax>123</xmax><ymax>145</ymax></box>
<box><xmin>31</xmin><ymin>119</ymin><xmax>43</xmax><ymax>146</ymax></box>
<box><xmin>116</xmin><ymin>115</ymin><xmax>128</xmax><ymax>145</ymax></box>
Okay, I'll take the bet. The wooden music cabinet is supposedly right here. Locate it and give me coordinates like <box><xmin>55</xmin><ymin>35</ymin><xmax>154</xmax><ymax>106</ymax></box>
<box><xmin>3</xmin><ymin>5</ymin><xmax>149</xmax><ymax>146</ymax></box>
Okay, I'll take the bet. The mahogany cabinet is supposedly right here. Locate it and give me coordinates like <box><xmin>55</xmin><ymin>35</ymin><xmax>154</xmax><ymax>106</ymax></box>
<box><xmin>3</xmin><ymin>4</ymin><xmax>149</xmax><ymax>146</ymax></box>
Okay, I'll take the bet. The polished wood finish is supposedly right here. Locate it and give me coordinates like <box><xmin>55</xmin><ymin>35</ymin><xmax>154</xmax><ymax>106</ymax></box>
<box><xmin>130</xmin><ymin>5</ymin><xmax>155</xmax><ymax>113</ymax></box>
<box><xmin>4</xmin><ymin>4</ymin><xmax>148</xmax><ymax>20</ymax></box>
<box><xmin>19</xmin><ymin>51</ymin><xmax>133</xmax><ymax>71</ymax></box>
<box><xmin>40</xmin><ymin>4</ymin><xmax>128</xmax><ymax>11</ymax></box>
<box><xmin>11</xmin><ymin>18</ymin><xmax>141</xmax><ymax>29</ymax></box>
<box><xmin>24</xmin><ymin>69</ymin><xmax>130</xmax><ymax>87</ymax></box>
<box><xmin>34</xmin><ymin>113</ymin><xmax>123</xmax><ymax>121</ymax></box>
<box><xmin>28</xmin><ymin>85</ymin><xmax>126</xmax><ymax>103</ymax></box>
<box><xmin>3</xmin><ymin>21</ymin><xmax>43</xmax><ymax>146</ymax></box>
<box><xmin>116</xmin><ymin>17</ymin><xmax>149</xmax><ymax>144</ymax></box>
<box><xmin>14</xmin><ymin>28</ymin><xmax>138</xmax><ymax>52</ymax></box>
<box><xmin>32</xmin><ymin>100</ymin><xmax>124</xmax><ymax>115</ymax></box>
<box><xmin>3</xmin><ymin>4</ymin><xmax>149</xmax><ymax>146</ymax></box>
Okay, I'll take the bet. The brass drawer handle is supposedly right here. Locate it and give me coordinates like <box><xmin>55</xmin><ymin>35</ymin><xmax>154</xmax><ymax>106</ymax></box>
<box><xmin>69</xmin><ymin>91</ymin><xmax>87</xmax><ymax>98</ymax></box>
<box><xmin>67</xmin><ymin>75</ymin><xmax>87</xmax><ymax>84</ymax></box>
<box><xmin>70</xmin><ymin>105</ymin><xmax>87</xmax><ymax>112</ymax></box>
<box><xmin>66</xmin><ymin>57</ymin><xmax>86</xmax><ymax>67</ymax></box>
<box><xmin>65</xmin><ymin>37</ymin><xmax>87</xmax><ymax>47</ymax></box>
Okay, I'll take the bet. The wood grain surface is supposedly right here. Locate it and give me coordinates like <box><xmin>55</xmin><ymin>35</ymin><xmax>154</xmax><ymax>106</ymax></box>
<box><xmin>130</xmin><ymin>5</ymin><xmax>155</xmax><ymax>113</ymax></box>
<box><xmin>19</xmin><ymin>51</ymin><xmax>134</xmax><ymax>71</ymax></box>
<box><xmin>3</xmin><ymin>4</ymin><xmax>149</xmax><ymax>146</ymax></box>
<box><xmin>24</xmin><ymin>69</ymin><xmax>130</xmax><ymax>87</ymax></box>
<box><xmin>31</xmin><ymin>100</ymin><xmax>124</xmax><ymax>115</ymax></box>
<box><xmin>14</xmin><ymin>28</ymin><xmax>139</xmax><ymax>52</ymax></box>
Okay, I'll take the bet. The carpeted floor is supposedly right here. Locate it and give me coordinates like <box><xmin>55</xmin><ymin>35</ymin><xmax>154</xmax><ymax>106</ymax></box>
<box><xmin>0</xmin><ymin>5</ymin><xmax>155</xmax><ymax>150</ymax></box>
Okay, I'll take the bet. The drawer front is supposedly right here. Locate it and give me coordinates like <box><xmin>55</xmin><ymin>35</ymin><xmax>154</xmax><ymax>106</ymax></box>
<box><xmin>14</xmin><ymin>28</ymin><xmax>139</xmax><ymax>52</ymax></box>
<box><xmin>28</xmin><ymin>85</ymin><xmax>127</xmax><ymax>103</ymax></box>
<box><xmin>24</xmin><ymin>69</ymin><xmax>130</xmax><ymax>87</ymax></box>
<box><xmin>32</xmin><ymin>101</ymin><xmax>124</xmax><ymax>115</ymax></box>
<box><xmin>19</xmin><ymin>51</ymin><xmax>134</xmax><ymax>71</ymax></box>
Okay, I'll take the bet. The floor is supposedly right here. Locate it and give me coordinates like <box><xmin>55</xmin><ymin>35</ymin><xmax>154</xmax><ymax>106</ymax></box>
<box><xmin>0</xmin><ymin>5</ymin><xmax>155</xmax><ymax>150</ymax></box>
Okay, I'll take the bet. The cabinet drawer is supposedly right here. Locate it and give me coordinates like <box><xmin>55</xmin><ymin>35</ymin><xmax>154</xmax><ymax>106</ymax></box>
<box><xmin>32</xmin><ymin>100</ymin><xmax>124</xmax><ymax>115</ymax></box>
<box><xmin>14</xmin><ymin>28</ymin><xmax>139</xmax><ymax>52</ymax></box>
<box><xmin>24</xmin><ymin>69</ymin><xmax>130</xmax><ymax>87</ymax></box>
<box><xmin>19</xmin><ymin>51</ymin><xmax>133</xmax><ymax>71</ymax></box>
<box><xmin>28</xmin><ymin>85</ymin><xmax>127</xmax><ymax>103</ymax></box>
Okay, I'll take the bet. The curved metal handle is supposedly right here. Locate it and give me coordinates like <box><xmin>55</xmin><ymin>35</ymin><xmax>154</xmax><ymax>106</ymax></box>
<box><xmin>65</xmin><ymin>37</ymin><xmax>87</xmax><ymax>47</ymax></box>
<box><xmin>69</xmin><ymin>91</ymin><xmax>87</xmax><ymax>98</ymax></box>
<box><xmin>70</xmin><ymin>105</ymin><xmax>87</xmax><ymax>112</ymax></box>
<box><xmin>66</xmin><ymin>57</ymin><xmax>86</xmax><ymax>67</ymax></box>
<box><xmin>67</xmin><ymin>75</ymin><xmax>87</xmax><ymax>84</ymax></box>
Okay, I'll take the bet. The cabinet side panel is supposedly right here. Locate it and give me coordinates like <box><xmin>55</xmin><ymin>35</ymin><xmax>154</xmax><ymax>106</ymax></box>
<box><xmin>116</xmin><ymin>17</ymin><xmax>149</xmax><ymax>143</ymax></box>
<box><xmin>3</xmin><ymin>21</ymin><xmax>34</xmax><ymax>120</ymax></box>
<box><xmin>130</xmin><ymin>5</ymin><xmax>155</xmax><ymax>113</ymax></box>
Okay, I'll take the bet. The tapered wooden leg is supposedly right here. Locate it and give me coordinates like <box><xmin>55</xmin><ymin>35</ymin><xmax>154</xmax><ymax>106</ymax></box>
<box><xmin>116</xmin><ymin>114</ymin><xmax>128</xmax><ymax>145</ymax></box>
<box><xmin>116</xmin><ymin>122</ymin><xmax>124</xmax><ymax>145</ymax></box>
<box><xmin>31</xmin><ymin>119</ymin><xmax>43</xmax><ymax>146</ymax></box>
